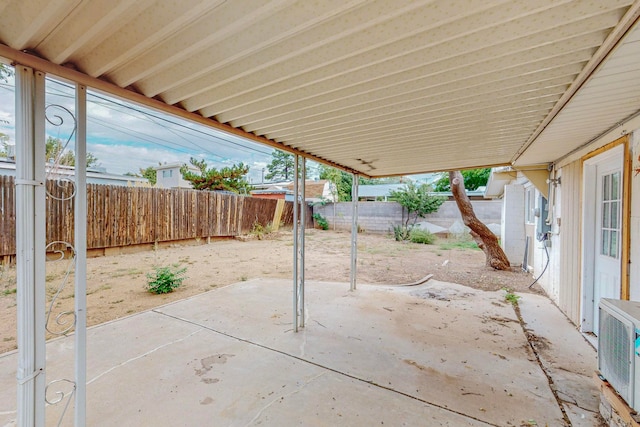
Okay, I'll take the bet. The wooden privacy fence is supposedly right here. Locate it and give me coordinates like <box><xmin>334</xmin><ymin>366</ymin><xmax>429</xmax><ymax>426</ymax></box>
<box><xmin>0</xmin><ymin>176</ymin><xmax>306</xmax><ymax>258</ymax></box>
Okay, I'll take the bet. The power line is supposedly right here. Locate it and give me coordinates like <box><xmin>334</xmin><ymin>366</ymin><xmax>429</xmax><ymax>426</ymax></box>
<box><xmin>46</xmin><ymin>79</ymin><xmax>274</xmax><ymax>157</ymax></box>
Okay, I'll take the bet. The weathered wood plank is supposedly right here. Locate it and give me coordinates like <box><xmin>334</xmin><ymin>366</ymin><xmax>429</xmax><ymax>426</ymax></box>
<box><xmin>0</xmin><ymin>182</ymin><xmax>288</xmax><ymax>257</ymax></box>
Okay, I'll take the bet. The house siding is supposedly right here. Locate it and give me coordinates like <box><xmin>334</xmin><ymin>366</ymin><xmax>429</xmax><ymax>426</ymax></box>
<box><xmin>558</xmin><ymin>160</ymin><xmax>582</xmax><ymax>325</ymax></box>
<box><xmin>629</xmin><ymin>131</ymin><xmax>640</xmax><ymax>301</ymax></box>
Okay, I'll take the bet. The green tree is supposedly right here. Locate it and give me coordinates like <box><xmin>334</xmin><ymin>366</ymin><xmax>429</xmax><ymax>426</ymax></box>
<box><xmin>139</xmin><ymin>165</ymin><xmax>157</xmax><ymax>185</ymax></box>
<box><xmin>46</xmin><ymin>136</ymin><xmax>99</xmax><ymax>168</ymax></box>
<box><xmin>0</xmin><ymin>133</ymin><xmax>10</xmax><ymax>157</ymax></box>
<box><xmin>318</xmin><ymin>165</ymin><xmax>349</xmax><ymax>201</ymax></box>
<box><xmin>180</xmin><ymin>157</ymin><xmax>250</xmax><ymax>193</ymax></box>
<box><xmin>0</xmin><ymin>64</ymin><xmax>12</xmax><ymax>83</ymax></box>
<box><xmin>390</xmin><ymin>182</ymin><xmax>445</xmax><ymax>229</ymax></box>
<box><xmin>433</xmin><ymin>168</ymin><xmax>490</xmax><ymax>191</ymax></box>
<box><xmin>265</xmin><ymin>150</ymin><xmax>295</xmax><ymax>181</ymax></box>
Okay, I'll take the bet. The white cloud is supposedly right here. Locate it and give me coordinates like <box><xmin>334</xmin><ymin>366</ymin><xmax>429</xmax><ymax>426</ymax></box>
<box><xmin>0</xmin><ymin>73</ymin><xmax>275</xmax><ymax>182</ymax></box>
<box><xmin>89</xmin><ymin>143</ymin><xmax>185</xmax><ymax>174</ymax></box>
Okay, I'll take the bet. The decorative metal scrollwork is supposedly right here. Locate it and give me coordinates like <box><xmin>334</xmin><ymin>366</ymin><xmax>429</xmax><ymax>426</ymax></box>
<box><xmin>45</xmin><ymin>241</ymin><xmax>77</xmax><ymax>336</ymax></box>
<box><xmin>45</xmin><ymin>104</ymin><xmax>77</xmax><ymax>200</ymax></box>
<box><xmin>45</xmin><ymin>379</ymin><xmax>76</xmax><ymax>427</ymax></box>
<box><xmin>46</xmin><ymin>176</ymin><xmax>77</xmax><ymax>201</ymax></box>
<box><xmin>42</xmin><ymin>97</ymin><xmax>81</xmax><ymax>427</ymax></box>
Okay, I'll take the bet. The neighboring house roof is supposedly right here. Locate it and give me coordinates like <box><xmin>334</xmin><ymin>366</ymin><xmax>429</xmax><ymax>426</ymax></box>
<box><xmin>285</xmin><ymin>180</ymin><xmax>329</xmax><ymax>199</ymax></box>
<box><xmin>250</xmin><ymin>186</ymin><xmax>292</xmax><ymax>196</ymax></box>
<box><xmin>154</xmin><ymin>162</ymin><xmax>198</xmax><ymax>172</ymax></box>
<box><xmin>484</xmin><ymin>167</ymin><xmax>517</xmax><ymax>199</ymax></box>
<box><xmin>360</xmin><ymin>184</ymin><xmax>487</xmax><ymax>199</ymax></box>
<box><xmin>358</xmin><ymin>184</ymin><xmax>405</xmax><ymax>198</ymax></box>
<box><xmin>251</xmin><ymin>181</ymin><xmax>291</xmax><ymax>190</ymax></box>
<box><xmin>0</xmin><ymin>158</ymin><xmax>149</xmax><ymax>186</ymax></box>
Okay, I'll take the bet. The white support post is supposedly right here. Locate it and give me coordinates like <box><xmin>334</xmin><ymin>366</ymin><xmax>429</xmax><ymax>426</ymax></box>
<box><xmin>15</xmin><ymin>65</ymin><xmax>47</xmax><ymax>427</ymax></box>
<box><xmin>299</xmin><ymin>158</ymin><xmax>306</xmax><ymax>328</ymax></box>
<box><xmin>350</xmin><ymin>174</ymin><xmax>359</xmax><ymax>291</ymax></box>
<box><xmin>74</xmin><ymin>84</ymin><xmax>87</xmax><ymax>426</ymax></box>
<box><xmin>292</xmin><ymin>155</ymin><xmax>299</xmax><ymax>332</ymax></box>
<box><xmin>292</xmin><ymin>155</ymin><xmax>306</xmax><ymax>332</ymax></box>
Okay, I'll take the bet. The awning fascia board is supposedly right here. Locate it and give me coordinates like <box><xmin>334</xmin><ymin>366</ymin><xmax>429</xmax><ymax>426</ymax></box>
<box><xmin>0</xmin><ymin>45</ymin><xmax>362</xmax><ymax>176</ymax></box>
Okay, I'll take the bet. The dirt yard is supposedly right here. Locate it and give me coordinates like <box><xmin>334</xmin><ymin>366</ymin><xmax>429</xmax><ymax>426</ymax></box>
<box><xmin>0</xmin><ymin>229</ymin><xmax>538</xmax><ymax>354</ymax></box>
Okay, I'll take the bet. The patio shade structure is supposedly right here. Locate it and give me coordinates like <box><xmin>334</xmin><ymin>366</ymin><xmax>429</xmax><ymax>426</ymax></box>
<box><xmin>3</xmin><ymin>0</ymin><xmax>640</xmax><ymax>425</ymax></box>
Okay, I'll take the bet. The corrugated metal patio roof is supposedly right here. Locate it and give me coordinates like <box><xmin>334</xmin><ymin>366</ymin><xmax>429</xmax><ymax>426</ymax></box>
<box><xmin>1</xmin><ymin>0</ymin><xmax>639</xmax><ymax>176</ymax></box>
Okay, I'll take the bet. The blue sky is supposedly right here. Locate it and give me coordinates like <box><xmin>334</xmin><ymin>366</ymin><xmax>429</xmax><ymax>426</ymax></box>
<box><xmin>0</xmin><ymin>70</ymin><xmax>279</xmax><ymax>183</ymax></box>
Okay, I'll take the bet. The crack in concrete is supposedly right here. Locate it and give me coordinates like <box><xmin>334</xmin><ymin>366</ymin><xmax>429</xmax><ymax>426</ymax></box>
<box><xmin>512</xmin><ymin>303</ymin><xmax>573</xmax><ymax>426</ymax></box>
<box><xmin>244</xmin><ymin>372</ymin><xmax>327</xmax><ymax>426</ymax></box>
<box><xmin>155</xmin><ymin>309</ymin><xmax>501</xmax><ymax>427</ymax></box>
<box><xmin>87</xmin><ymin>327</ymin><xmax>204</xmax><ymax>385</ymax></box>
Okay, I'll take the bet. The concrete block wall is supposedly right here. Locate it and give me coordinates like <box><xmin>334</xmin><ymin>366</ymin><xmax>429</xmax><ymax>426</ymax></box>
<box><xmin>312</xmin><ymin>200</ymin><xmax>502</xmax><ymax>234</ymax></box>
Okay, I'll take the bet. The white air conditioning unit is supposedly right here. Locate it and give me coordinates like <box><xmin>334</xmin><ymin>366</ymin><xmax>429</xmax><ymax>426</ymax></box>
<box><xmin>598</xmin><ymin>298</ymin><xmax>640</xmax><ymax>410</ymax></box>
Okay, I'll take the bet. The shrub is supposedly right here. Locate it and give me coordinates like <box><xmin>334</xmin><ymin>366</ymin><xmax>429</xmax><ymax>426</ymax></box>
<box><xmin>313</xmin><ymin>213</ymin><xmax>329</xmax><ymax>230</ymax></box>
<box><xmin>389</xmin><ymin>182</ymin><xmax>445</xmax><ymax>228</ymax></box>
<box><xmin>409</xmin><ymin>228</ymin><xmax>435</xmax><ymax>244</ymax></box>
<box><xmin>392</xmin><ymin>225</ymin><xmax>411</xmax><ymax>241</ymax></box>
<box><xmin>250</xmin><ymin>221</ymin><xmax>274</xmax><ymax>239</ymax></box>
<box><xmin>146</xmin><ymin>265</ymin><xmax>187</xmax><ymax>294</ymax></box>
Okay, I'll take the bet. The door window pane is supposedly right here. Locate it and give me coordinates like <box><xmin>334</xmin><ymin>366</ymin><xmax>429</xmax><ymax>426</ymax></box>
<box><xmin>601</xmin><ymin>230</ymin><xmax>609</xmax><ymax>256</ymax></box>
<box><xmin>611</xmin><ymin>201</ymin><xmax>619</xmax><ymax>229</ymax></box>
<box><xmin>599</xmin><ymin>171</ymin><xmax>621</xmax><ymax>259</ymax></box>
<box><xmin>602</xmin><ymin>203</ymin><xmax>610</xmax><ymax>228</ymax></box>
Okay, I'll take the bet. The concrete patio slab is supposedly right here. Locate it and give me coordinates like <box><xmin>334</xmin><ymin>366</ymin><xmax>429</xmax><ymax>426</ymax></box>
<box><xmin>0</xmin><ymin>279</ymin><xmax>598</xmax><ymax>426</ymax></box>
<box><xmin>518</xmin><ymin>293</ymin><xmax>599</xmax><ymax>426</ymax></box>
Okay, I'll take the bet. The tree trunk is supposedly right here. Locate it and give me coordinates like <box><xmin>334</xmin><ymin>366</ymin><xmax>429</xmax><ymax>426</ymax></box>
<box><xmin>449</xmin><ymin>171</ymin><xmax>510</xmax><ymax>270</ymax></box>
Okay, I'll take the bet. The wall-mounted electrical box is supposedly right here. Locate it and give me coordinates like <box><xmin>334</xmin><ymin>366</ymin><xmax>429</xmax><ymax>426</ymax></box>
<box><xmin>535</xmin><ymin>195</ymin><xmax>551</xmax><ymax>242</ymax></box>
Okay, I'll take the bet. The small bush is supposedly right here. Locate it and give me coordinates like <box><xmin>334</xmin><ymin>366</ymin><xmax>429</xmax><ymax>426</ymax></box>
<box><xmin>146</xmin><ymin>265</ymin><xmax>187</xmax><ymax>294</ymax></box>
<box><xmin>250</xmin><ymin>221</ymin><xmax>274</xmax><ymax>239</ymax></box>
<box><xmin>409</xmin><ymin>228</ymin><xmax>435</xmax><ymax>244</ymax></box>
<box><xmin>313</xmin><ymin>213</ymin><xmax>329</xmax><ymax>230</ymax></box>
<box><xmin>392</xmin><ymin>225</ymin><xmax>411</xmax><ymax>241</ymax></box>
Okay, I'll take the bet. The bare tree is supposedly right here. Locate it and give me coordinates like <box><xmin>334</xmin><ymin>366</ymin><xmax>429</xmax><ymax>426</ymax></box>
<box><xmin>449</xmin><ymin>171</ymin><xmax>510</xmax><ymax>270</ymax></box>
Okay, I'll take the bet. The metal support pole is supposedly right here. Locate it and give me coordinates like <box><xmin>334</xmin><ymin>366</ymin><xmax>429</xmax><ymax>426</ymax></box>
<box><xmin>350</xmin><ymin>174</ymin><xmax>359</xmax><ymax>291</ymax></box>
<box><xmin>292</xmin><ymin>155</ymin><xmax>299</xmax><ymax>332</ymax></box>
<box><xmin>292</xmin><ymin>155</ymin><xmax>306</xmax><ymax>332</ymax></box>
<box><xmin>299</xmin><ymin>158</ymin><xmax>306</xmax><ymax>328</ymax></box>
<box><xmin>74</xmin><ymin>84</ymin><xmax>87</xmax><ymax>426</ymax></box>
<box><xmin>16</xmin><ymin>65</ymin><xmax>46</xmax><ymax>427</ymax></box>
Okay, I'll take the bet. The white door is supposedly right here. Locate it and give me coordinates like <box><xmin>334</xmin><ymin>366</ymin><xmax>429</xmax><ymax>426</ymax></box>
<box><xmin>591</xmin><ymin>153</ymin><xmax>623</xmax><ymax>331</ymax></box>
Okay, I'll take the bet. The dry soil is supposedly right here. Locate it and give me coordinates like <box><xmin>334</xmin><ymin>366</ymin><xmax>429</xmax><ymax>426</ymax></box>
<box><xmin>0</xmin><ymin>229</ymin><xmax>539</xmax><ymax>354</ymax></box>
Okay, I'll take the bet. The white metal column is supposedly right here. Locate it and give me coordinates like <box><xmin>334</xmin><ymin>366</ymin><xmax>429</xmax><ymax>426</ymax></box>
<box><xmin>350</xmin><ymin>174</ymin><xmax>358</xmax><ymax>291</ymax></box>
<box><xmin>299</xmin><ymin>158</ymin><xmax>306</xmax><ymax>326</ymax></box>
<box><xmin>74</xmin><ymin>84</ymin><xmax>88</xmax><ymax>426</ymax></box>
<box><xmin>15</xmin><ymin>65</ymin><xmax>47</xmax><ymax>426</ymax></box>
<box><xmin>292</xmin><ymin>155</ymin><xmax>306</xmax><ymax>332</ymax></box>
